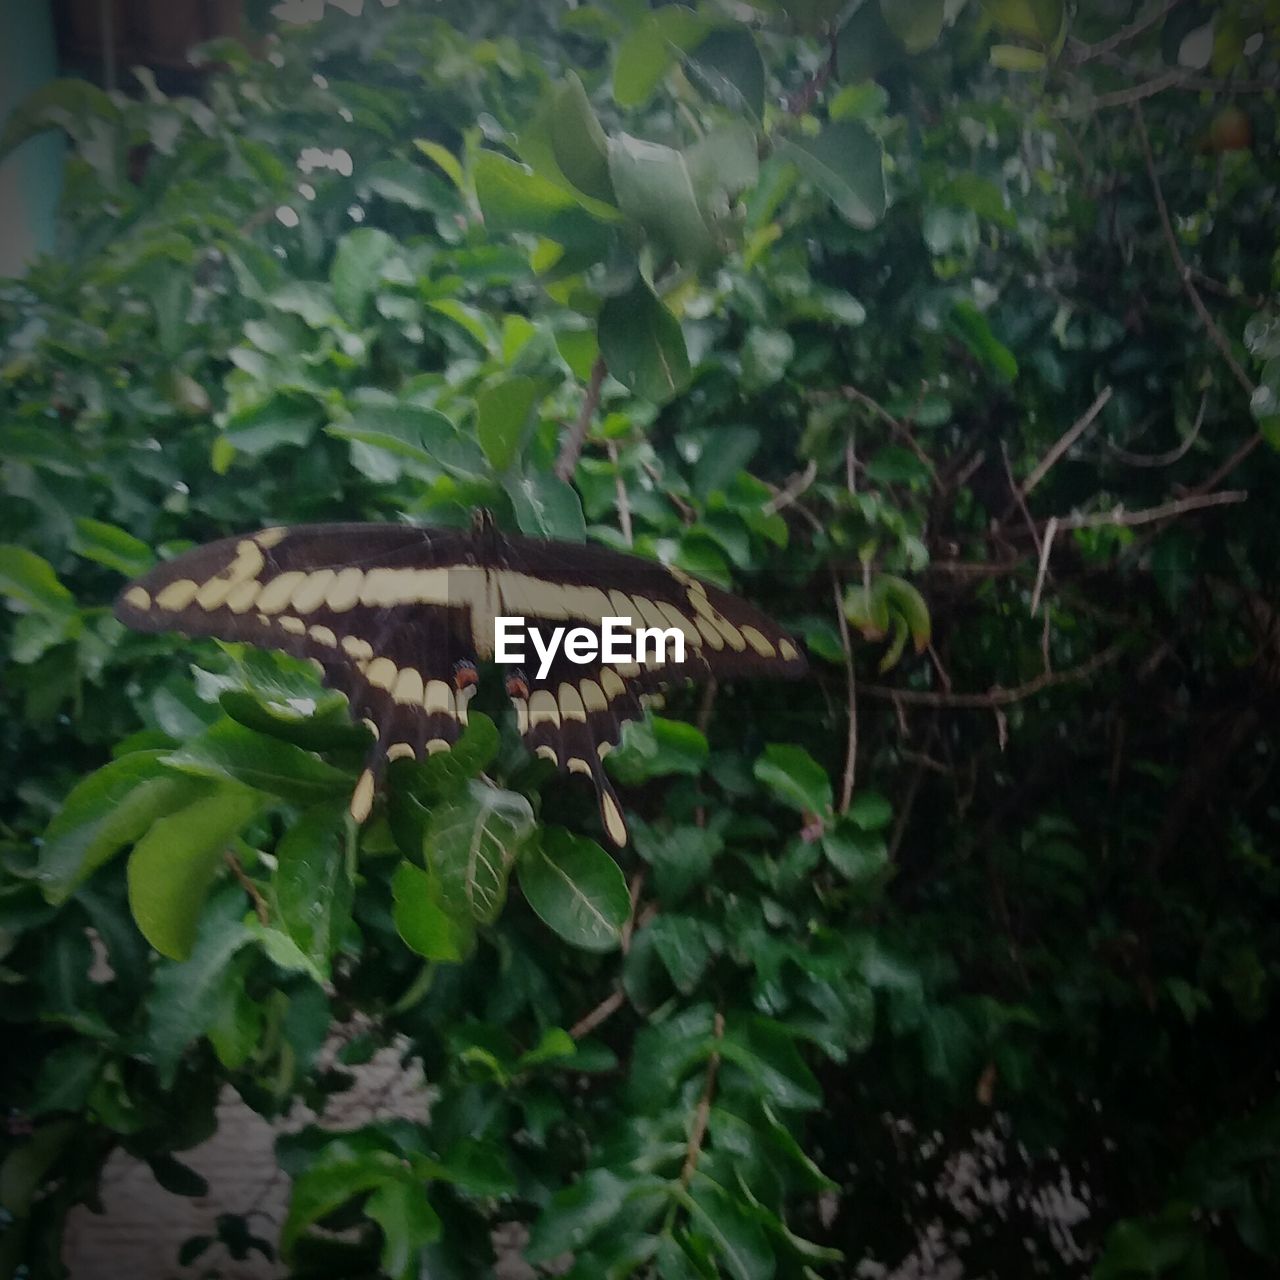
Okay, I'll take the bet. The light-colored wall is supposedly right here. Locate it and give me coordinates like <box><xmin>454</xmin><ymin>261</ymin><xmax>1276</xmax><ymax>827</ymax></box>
<box><xmin>0</xmin><ymin>0</ymin><xmax>62</xmax><ymax>277</ymax></box>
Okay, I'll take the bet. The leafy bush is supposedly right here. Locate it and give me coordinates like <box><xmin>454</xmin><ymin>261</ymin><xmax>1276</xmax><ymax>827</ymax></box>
<box><xmin>2</xmin><ymin>1</ymin><xmax>1278</xmax><ymax>1277</ymax></box>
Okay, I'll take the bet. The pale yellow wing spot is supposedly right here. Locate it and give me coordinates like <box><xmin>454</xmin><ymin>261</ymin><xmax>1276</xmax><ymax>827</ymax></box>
<box><xmin>536</xmin><ymin>744</ymin><xmax>559</xmax><ymax>763</ymax></box>
<box><xmin>426</xmin><ymin>738</ymin><xmax>451</xmax><ymax>755</ymax></box>
<box><xmin>630</xmin><ymin>594</ymin><xmax>670</xmax><ymax>632</ymax></box>
<box><xmin>278</xmin><ymin>615</ymin><xmax>306</xmax><ymax>636</ymax></box>
<box><xmin>567</xmin><ymin>757</ymin><xmax>592</xmax><ymax>776</ymax></box>
<box><xmin>424</xmin><ymin>680</ymin><xmax>454</xmax><ymax>716</ymax></box>
<box><xmin>607</xmin><ymin>588</ymin><xmax>633</xmax><ymax>620</ymax></box>
<box><xmin>289</xmin><ymin>569</ymin><xmax>336</xmax><ymax>614</ymax></box>
<box><xmin>529</xmin><ymin>690</ymin><xmax>560</xmax><ymax>727</ymax></box>
<box><xmin>256</xmin><ymin>572</ymin><xmax>307</xmax><ymax>614</ymax></box>
<box><xmin>597</xmin><ymin>741</ymin><xmax>613</xmax><ymax>758</ymax></box>
<box><xmin>579</xmin><ymin>679</ymin><xmax>607</xmax><ymax>714</ymax></box>
<box><xmin>602</xmin><ymin>792</ymin><xmax>627</xmax><ymax>846</ymax></box>
<box><xmin>456</xmin><ymin>684</ymin><xmax>477</xmax><ymax>725</ymax></box>
<box><xmin>513</xmin><ymin>696</ymin><xmax>530</xmax><ymax>734</ymax></box>
<box><xmin>740</xmin><ymin>625</ymin><xmax>776</xmax><ymax>658</ymax></box>
<box><xmin>350</xmin><ymin>769</ymin><xmax>376</xmax><ymax>823</ymax></box>
<box><xmin>255</xmin><ymin>527</ymin><xmax>287</xmax><ymax>549</ymax></box>
<box><xmin>342</xmin><ymin>636</ymin><xmax>373</xmax><ymax>662</ymax></box>
<box><xmin>655</xmin><ymin>601</ymin><xmax>702</xmax><ymax>648</ymax></box>
<box><xmin>156</xmin><ymin>579</ymin><xmax>199</xmax><ymax>611</ymax></box>
<box><xmin>694</xmin><ymin>615</ymin><xmax>725</xmax><ymax>650</ymax></box>
<box><xmin>600</xmin><ymin>668</ymin><xmax>627</xmax><ymax>701</ymax></box>
<box><xmin>366</xmin><ymin>657</ymin><xmax>398</xmax><ymax>690</ymax></box>
<box><xmin>387</xmin><ymin>743</ymin><xmax>416</xmax><ymax>762</ymax></box>
<box><xmin>308</xmin><ymin>624</ymin><xmax>337</xmax><ymax>648</ymax></box>
<box><xmin>123</xmin><ymin>586</ymin><xmax>151</xmax><ymax>610</ymax></box>
<box><xmin>712</xmin><ymin>616</ymin><xmax>747</xmax><ymax>651</ymax></box>
<box><xmin>225</xmin><ymin>580</ymin><xmax>261</xmax><ymax>614</ymax></box>
<box><xmin>393</xmin><ymin>667</ymin><xmax>424</xmax><ymax>706</ymax></box>
<box><xmin>557</xmin><ymin>684</ymin><xmax>587</xmax><ymax>723</ymax></box>
<box><xmin>325</xmin><ymin>567</ymin><xmax>365</xmax><ymax>613</ymax></box>
<box><xmin>780</xmin><ymin>638</ymin><xmax>799</xmax><ymax>661</ymax></box>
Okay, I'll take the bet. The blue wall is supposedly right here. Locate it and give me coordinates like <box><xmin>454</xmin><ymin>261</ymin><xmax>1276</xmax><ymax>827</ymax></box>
<box><xmin>0</xmin><ymin>0</ymin><xmax>63</xmax><ymax>277</ymax></box>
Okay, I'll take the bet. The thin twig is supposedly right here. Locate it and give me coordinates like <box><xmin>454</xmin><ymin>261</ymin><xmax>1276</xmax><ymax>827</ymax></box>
<box><xmin>1134</xmin><ymin>104</ymin><xmax>1257</xmax><ymax>401</ymax></box>
<box><xmin>1029</xmin><ymin>516</ymin><xmax>1059</xmax><ymax>617</ymax></box>
<box><xmin>763</xmin><ymin>460</ymin><xmax>818</xmax><ymax>516</ymax></box>
<box><xmin>606</xmin><ymin>438</ymin><xmax>633</xmax><ymax>546</ymax></box>
<box><xmin>1065</xmin><ymin>0</ymin><xmax>1187</xmax><ymax>64</ymax></box>
<box><xmin>1017</xmin><ymin>386</ymin><xmax>1114</xmax><ymax>500</ymax></box>
<box><xmin>1000</xmin><ymin>441</ymin><xmax>1043</xmax><ymax>556</ymax></box>
<box><xmin>679</xmin><ymin>1010</ymin><xmax>725</xmax><ymax>1187</ymax></box>
<box><xmin>225</xmin><ymin>852</ymin><xmax>269</xmax><ymax>926</ymax></box>
<box><xmin>832</xmin><ymin>574</ymin><xmax>858</xmax><ymax>814</ymax></box>
<box><xmin>1071</xmin><ymin>66</ymin><xmax>1280</xmax><ymax>112</ymax></box>
<box><xmin>1049</xmin><ymin>488</ymin><xmax>1245</xmax><ymax>530</ymax></box>
<box><xmin>859</xmin><ymin>642</ymin><xmax>1125</xmax><ymax>708</ymax></box>
<box><xmin>839</xmin><ymin>385</ymin><xmax>935</xmax><ymax>473</ymax></box>
<box><xmin>1105</xmin><ymin>394</ymin><xmax>1206</xmax><ymax>467</ymax></box>
<box><xmin>555</xmin><ymin>354</ymin><xmax>607</xmax><ymax>482</ymax></box>
<box><xmin>569</xmin><ymin>989</ymin><xmax>625</xmax><ymax>1041</ymax></box>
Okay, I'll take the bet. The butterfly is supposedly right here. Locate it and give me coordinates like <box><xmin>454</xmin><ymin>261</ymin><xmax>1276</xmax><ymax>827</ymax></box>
<box><xmin>115</xmin><ymin>516</ymin><xmax>806</xmax><ymax>845</ymax></box>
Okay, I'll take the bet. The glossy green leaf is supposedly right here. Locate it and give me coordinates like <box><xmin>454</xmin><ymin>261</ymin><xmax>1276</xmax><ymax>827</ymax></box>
<box><xmin>949</xmin><ymin>300</ymin><xmax>1019</xmax><ymax>383</ymax></box>
<box><xmin>37</xmin><ymin>753</ymin><xmax>208</xmax><ymax>904</ymax></box>
<box><xmin>474</xmin><ymin>150</ymin><xmax>612</xmax><ymax>256</ymax></box>
<box><xmin>550</xmin><ymin>74</ymin><xmax>616</xmax><ymax>205</ymax></box>
<box><xmin>518</xmin><ymin>828</ymin><xmax>630</xmax><ymax>952</ymax></box>
<box><xmin>880</xmin><ymin>0</ymin><xmax>946</xmax><ymax>52</ymax></box>
<box><xmin>607</xmin><ymin>716</ymin><xmax>708</xmax><ymax>785</ymax></box>
<box><xmin>331</xmin><ymin>228</ymin><xmax>396</xmax><ymax>326</ymax></box>
<box><xmin>612</xmin><ymin>7</ymin><xmax>713</xmax><ymax>107</ymax></box>
<box><xmin>426</xmin><ymin>782</ymin><xmax>535</xmax><ymax>925</ymax></box>
<box><xmin>223</xmin><ymin>393</ymin><xmax>323</xmax><ymax>457</ymax></box>
<box><xmin>685</xmin><ymin>26</ymin><xmax>766</xmax><ymax>119</ymax></box>
<box><xmin>127</xmin><ymin>788</ymin><xmax>262</xmax><ymax>959</ymax></box>
<box><xmin>275</xmin><ymin>802</ymin><xmax>352</xmax><ymax>974</ymax></box>
<box><xmin>72</xmin><ymin>518</ymin><xmax>154</xmax><ymax>578</ymax></box>
<box><xmin>778</xmin><ymin>122</ymin><xmax>887</xmax><ymax>230</ymax></box>
<box><xmin>685</xmin><ymin>1178</ymin><xmax>775</xmax><ymax>1280</ymax></box>
<box><xmin>392</xmin><ymin>860</ymin><xmax>473</xmax><ymax>961</ymax></box>
<box><xmin>505</xmin><ymin>467</ymin><xmax>588</xmax><ymax>541</ymax></box>
<box><xmin>753</xmin><ymin>744</ymin><xmax>833</xmax><ymax>817</ymax></box>
<box><xmin>477</xmin><ymin>376</ymin><xmax>540</xmax><ymax>473</ymax></box>
<box><xmin>599</xmin><ymin>279</ymin><xmax>691</xmax><ymax>403</ymax></box>
<box><xmin>0</xmin><ymin>544</ymin><xmax>76</xmax><ymax>617</ymax></box>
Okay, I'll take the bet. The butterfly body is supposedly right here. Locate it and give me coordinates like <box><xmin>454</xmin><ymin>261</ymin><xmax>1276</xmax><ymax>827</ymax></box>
<box><xmin>115</xmin><ymin>521</ymin><xmax>805</xmax><ymax>845</ymax></box>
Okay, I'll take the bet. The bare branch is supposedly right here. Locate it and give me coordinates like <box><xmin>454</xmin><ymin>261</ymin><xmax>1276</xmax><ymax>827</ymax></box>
<box><xmin>1065</xmin><ymin>0</ymin><xmax>1188</xmax><ymax>65</ymax></box>
<box><xmin>1134</xmin><ymin>104</ymin><xmax>1257</xmax><ymax>401</ymax></box>
<box><xmin>225</xmin><ymin>852</ymin><xmax>269</xmax><ymax>927</ymax></box>
<box><xmin>839</xmin><ymin>385</ymin><xmax>936</xmax><ymax>473</ymax></box>
<box><xmin>556</xmin><ymin>354</ymin><xmax>607</xmax><ymax>482</ymax></box>
<box><xmin>859</xmin><ymin>643</ymin><xmax>1126</xmax><ymax>708</ymax></box>
<box><xmin>1017</xmin><ymin>386</ymin><xmax>1114</xmax><ymax>500</ymax></box>
<box><xmin>606</xmin><ymin>438</ymin><xmax>633</xmax><ymax>546</ymax></box>
<box><xmin>569</xmin><ymin>989</ymin><xmax>625</xmax><ymax>1041</ymax></box>
<box><xmin>1105</xmin><ymin>394</ymin><xmax>1206</xmax><ymax>467</ymax></box>
<box><xmin>763</xmin><ymin>460</ymin><xmax>818</xmax><ymax>516</ymax></box>
<box><xmin>1030</xmin><ymin>516</ymin><xmax>1059</xmax><ymax>617</ymax></box>
<box><xmin>1050</xmin><ymin>488</ymin><xmax>1246</xmax><ymax>531</ymax></box>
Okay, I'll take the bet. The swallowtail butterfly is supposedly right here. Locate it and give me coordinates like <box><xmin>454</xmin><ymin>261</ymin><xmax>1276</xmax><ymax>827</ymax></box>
<box><xmin>115</xmin><ymin>516</ymin><xmax>806</xmax><ymax>845</ymax></box>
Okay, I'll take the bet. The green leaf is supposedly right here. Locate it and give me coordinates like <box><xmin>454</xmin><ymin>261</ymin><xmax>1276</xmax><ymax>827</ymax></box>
<box><xmin>599</xmin><ymin>278</ymin><xmax>691</xmax><ymax>403</ymax></box>
<box><xmin>505</xmin><ymin>467</ymin><xmax>588</xmax><ymax>541</ymax></box>
<box><xmin>527</xmin><ymin>1169</ymin><xmax>663</xmax><ymax>1263</ymax></box>
<box><xmin>720</xmin><ymin>1016</ymin><xmax>822</xmax><ymax>1111</ymax></box>
<box><xmin>477</xmin><ymin>376</ymin><xmax>541</xmax><ymax>473</ymax></box>
<box><xmin>631</xmin><ymin>820</ymin><xmax>722</xmax><ymax>902</ymax></box>
<box><xmin>880</xmin><ymin>0</ymin><xmax>946</xmax><ymax>52</ymax></box>
<box><xmin>37</xmin><ymin>753</ymin><xmax>207</xmax><ymax>904</ymax></box>
<box><xmin>821</xmin><ymin>823</ymin><xmax>889</xmax><ymax>885</ymax></box>
<box><xmin>648</xmin><ymin>914</ymin><xmax>711</xmax><ymax>993</ymax></box>
<box><xmin>72</xmin><ymin>518</ymin><xmax>154</xmax><ymax>578</ymax></box>
<box><xmin>753</xmin><ymin>744</ymin><xmax>833</xmax><ymax>817</ymax></box>
<box><xmin>550</xmin><ymin>74</ymin><xmax>616</xmax><ymax>205</ymax></box>
<box><xmin>276</xmin><ymin>802</ymin><xmax>353</xmax><ymax>975</ymax></box>
<box><xmin>740</xmin><ymin>328</ymin><xmax>794</xmax><ymax>391</ymax></box>
<box><xmin>0</xmin><ymin>544</ymin><xmax>77</xmax><ymax>617</ymax></box>
<box><xmin>223</xmin><ymin>393</ymin><xmax>324</xmax><ymax>457</ymax></box>
<box><xmin>518</xmin><ymin>828</ymin><xmax>630</xmax><ymax>952</ymax></box>
<box><xmin>392</xmin><ymin>860</ymin><xmax>473</xmax><ymax>961</ymax></box>
<box><xmin>147</xmin><ymin>1153</ymin><xmax>210</xmax><ymax>1198</ymax></box>
<box><xmin>612</xmin><ymin>7</ymin><xmax>713</xmax><ymax>107</ymax></box>
<box><xmin>145</xmin><ymin>890</ymin><xmax>256</xmax><ymax>1084</ymax></box>
<box><xmin>778</xmin><ymin>122</ymin><xmax>887</xmax><ymax>229</ymax></box>
<box><xmin>331</xmin><ymin>228</ymin><xmax>396</xmax><ymax>326</ymax></box>
<box><xmin>685</xmin><ymin>26</ymin><xmax>766</xmax><ymax>119</ymax></box>
<box><xmin>413</xmin><ymin>139</ymin><xmax>466</xmax><ymax>191</ymax></box>
<box><xmin>127</xmin><ymin>788</ymin><xmax>262</xmax><ymax>959</ymax></box>
<box><xmin>163</xmin><ymin>720</ymin><xmax>350</xmax><ymax>804</ymax></box>
<box><xmin>848</xmin><ymin>790</ymin><xmax>893</xmax><ymax>830</ymax></box>
<box><xmin>685</xmin><ymin>1178</ymin><xmax>775</xmax><ymax>1280</ymax></box>
<box><xmin>607</xmin><ymin>716</ymin><xmax>708</xmax><ymax>785</ymax></box>
<box><xmin>364</xmin><ymin>158</ymin><xmax>457</xmax><ymax>213</ymax></box>
<box><xmin>949</xmin><ymin>300</ymin><xmax>1019</xmax><ymax>382</ymax></box>
<box><xmin>427</xmin><ymin>782</ymin><xmax>535</xmax><ymax>925</ymax></box>
<box><xmin>366</xmin><ymin>1175</ymin><xmax>443</xmax><ymax>1280</ymax></box>
<box><xmin>474</xmin><ymin>150</ymin><xmax>612</xmax><ymax>256</ymax></box>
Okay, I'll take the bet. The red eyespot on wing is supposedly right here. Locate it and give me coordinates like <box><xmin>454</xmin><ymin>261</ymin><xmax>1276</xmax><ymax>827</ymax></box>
<box><xmin>454</xmin><ymin>659</ymin><xmax>479</xmax><ymax>690</ymax></box>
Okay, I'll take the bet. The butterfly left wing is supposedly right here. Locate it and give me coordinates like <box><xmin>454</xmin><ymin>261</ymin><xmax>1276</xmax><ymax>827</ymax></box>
<box><xmin>115</xmin><ymin>523</ymin><xmax>480</xmax><ymax>820</ymax></box>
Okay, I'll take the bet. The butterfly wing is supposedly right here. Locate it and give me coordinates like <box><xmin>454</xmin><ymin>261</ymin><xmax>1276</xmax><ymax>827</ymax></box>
<box><xmin>115</xmin><ymin>523</ymin><xmax>481</xmax><ymax>820</ymax></box>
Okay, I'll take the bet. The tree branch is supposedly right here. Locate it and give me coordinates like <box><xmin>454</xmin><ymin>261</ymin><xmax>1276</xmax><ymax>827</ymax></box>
<box><xmin>1065</xmin><ymin>0</ymin><xmax>1188</xmax><ymax>65</ymax></box>
<box><xmin>225</xmin><ymin>852</ymin><xmax>269</xmax><ymax>926</ymax></box>
<box><xmin>556</xmin><ymin>354</ymin><xmax>607</xmax><ymax>482</ymax></box>
<box><xmin>859</xmin><ymin>642</ymin><xmax>1125</xmax><ymax>708</ymax></box>
<box><xmin>832</xmin><ymin>574</ymin><xmax>857</xmax><ymax>814</ymax></box>
<box><xmin>1016</xmin><ymin>386</ymin><xmax>1114</xmax><ymax>502</ymax></box>
<box><xmin>679</xmin><ymin>1010</ymin><xmax>725</xmax><ymax>1188</ymax></box>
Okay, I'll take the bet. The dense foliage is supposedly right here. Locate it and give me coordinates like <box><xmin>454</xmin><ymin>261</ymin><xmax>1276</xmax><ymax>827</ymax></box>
<box><xmin>2</xmin><ymin>1</ymin><xmax>1278</xmax><ymax>1276</ymax></box>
